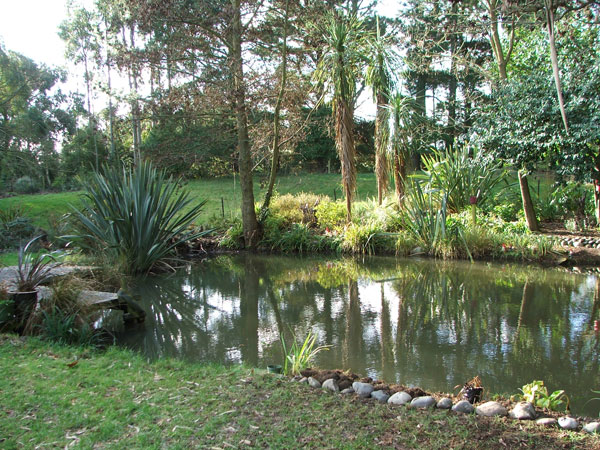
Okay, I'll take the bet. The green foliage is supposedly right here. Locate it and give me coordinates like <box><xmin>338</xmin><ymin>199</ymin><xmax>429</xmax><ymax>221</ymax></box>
<box><xmin>16</xmin><ymin>236</ymin><xmax>59</xmax><ymax>291</ymax></box>
<box><xmin>270</xmin><ymin>193</ymin><xmax>323</xmax><ymax>227</ymax></box>
<box><xmin>417</xmin><ymin>146</ymin><xmax>506</xmax><ymax>213</ymax></box>
<box><xmin>265</xmin><ymin>223</ymin><xmax>340</xmax><ymax>254</ymax></box>
<box><xmin>401</xmin><ymin>183</ymin><xmax>471</xmax><ymax>259</ymax></box>
<box><xmin>39</xmin><ymin>307</ymin><xmax>99</xmax><ymax>346</ymax></box>
<box><xmin>518</xmin><ymin>380</ymin><xmax>569</xmax><ymax>412</ymax></box>
<box><xmin>342</xmin><ymin>222</ymin><xmax>388</xmax><ymax>255</ymax></box>
<box><xmin>0</xmin><ymin>216</ymin><xmax>36</xmax><ymax>250</ymax></box>
<box><xmin>315</xmin><ymin>200</ymin><xmax>347</xmax><ymax>230</ymax></box>
<box><xmin>14</xmin><ymin>176</ymin><xmax>39</xmax><ymax>194</ymax></box>
<box><xmin>280</xmin><ymin>330</ymin><xmax>331</xmax><ymax>376</ymax></box>
<box><xmin>69</xmin><ymin>162</ymin><xmax>208</xmax><ymax>275</ymax></box>
<box><xmin>219</xmin><ymin>221</ymin><xmax>244</xmax><ymax>249</ymax></box>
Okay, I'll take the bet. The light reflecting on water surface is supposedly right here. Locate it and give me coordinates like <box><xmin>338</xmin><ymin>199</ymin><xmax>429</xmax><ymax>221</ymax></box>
<box><xmin>110</xmin><ymin>254</ymin><xmax>600</xmax><ymax>415</ymax></box>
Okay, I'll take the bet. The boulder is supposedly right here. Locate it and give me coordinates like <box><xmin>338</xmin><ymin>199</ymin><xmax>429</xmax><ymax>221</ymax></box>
<box><xmin>388</xmin><ymin>391</ymin><xmax>412</xmax><ymax>406</ymax></box>
<box><xmin>410</xmin><ymin>396</ymin><xmax>437</xmax><ymax>409</ymax></box>
<box><xmin>475</xmin><ymin>401</ymin><xmax>507</xmax><ymax>417</ymax></box>
<box><xmin>509</xmin><ymin>402</ymin><xmax>536</xmax><ymax>420</ymax></box>
<box><xmin>452</xmin><ymin>400</ymin><xmax>474</xmax><ymax>414</ymax></box>
<box><xmin>352</xmin><ymin>382</ymin><xmax>374</xmax><ymax>398</ymax></box>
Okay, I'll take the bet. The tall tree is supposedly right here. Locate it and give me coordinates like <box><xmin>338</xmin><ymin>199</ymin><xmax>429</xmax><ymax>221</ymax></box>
<box><xmin>366</xmin><ymin>16</ymin><xmax>396</xmax><ymax>205</ymax></box>
<box><xmin>314</xmin><ymin>12</ymin><xmax>370</xmax><ymax>222</ymax></box>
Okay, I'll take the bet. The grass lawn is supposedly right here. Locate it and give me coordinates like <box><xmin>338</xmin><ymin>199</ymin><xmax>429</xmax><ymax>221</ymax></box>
<box><xmin>0</xmin><ymin>173</ymin><xmax>380</xmax><ymax>230</ymax></box>
<box><xmin>0</xmin><ymin>335</ymin><xmax>596</xmax><ymax>449</ymax></box>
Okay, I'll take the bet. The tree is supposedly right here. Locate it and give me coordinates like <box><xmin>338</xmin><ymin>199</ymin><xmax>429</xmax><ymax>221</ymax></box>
<box><xmin>365</xmin><ymin>16</ymin><xmax>396</xmax><ymax>205</ymax></box>
<box><xmin>314</xmin><ymin>12</ymin><xmax>370</xmax><ymax>222</ymax></box>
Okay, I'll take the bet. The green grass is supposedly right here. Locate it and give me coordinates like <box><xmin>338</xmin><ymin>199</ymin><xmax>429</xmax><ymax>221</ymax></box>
<box><xmin>0</xmin><ymin>174</ymin><xmax>379</xmax><ymax>230</ymax></box>
<box><xmin>0</xmin><ymin>335</ymin><xmax>596</xmax><ymax>449</ymax></box>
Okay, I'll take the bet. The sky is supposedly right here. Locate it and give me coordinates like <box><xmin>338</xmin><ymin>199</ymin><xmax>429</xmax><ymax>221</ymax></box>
<box><xmin>0</xmin><ymin>0</ymin><xmax>399</xmax><ymax>117</ymax></box>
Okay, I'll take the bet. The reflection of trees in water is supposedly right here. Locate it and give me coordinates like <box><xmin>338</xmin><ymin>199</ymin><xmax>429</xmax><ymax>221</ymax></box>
<box><xmin>116</xmin><ymin>254</ymin><xmax>600</xmax><ymax>414</ymax></box>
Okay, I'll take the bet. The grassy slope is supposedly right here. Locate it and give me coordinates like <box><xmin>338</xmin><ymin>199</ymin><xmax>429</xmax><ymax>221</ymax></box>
<box><xmin>0</xmin><ymin>336</ymin><xmax>595</xmax><ymax>449</ymax></box>
<box><xmin>0</xmin><ymin>173</ymin><xmax>379</xmax><ymax>229</ymax></box>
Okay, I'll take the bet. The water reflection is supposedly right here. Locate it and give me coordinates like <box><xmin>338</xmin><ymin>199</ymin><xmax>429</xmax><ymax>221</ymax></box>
<box><xmin>112</xmin><ymin>254</ymin><xmax>600</xmax><ymax>415</ymax></box>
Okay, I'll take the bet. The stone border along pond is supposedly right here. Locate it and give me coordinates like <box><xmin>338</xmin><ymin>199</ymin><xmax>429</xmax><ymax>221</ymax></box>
<box><xmin>284</xmin><ymin>371</ymin><xmax>600</xmax><ymax>436</ymax></box>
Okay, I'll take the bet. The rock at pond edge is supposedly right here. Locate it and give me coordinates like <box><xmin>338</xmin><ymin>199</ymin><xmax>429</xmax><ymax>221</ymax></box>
<box><xmin>475</xmin><ymin>401</ymin><xmax>507</xmax><ymax>417</ymax></box>
<box><xmin>308</xmin><ymin>377</ymin><xmax>322</xmax><ymax>389</ymax></box>
<box><xmin>410</xmin><ymin>396</ymin><xmax>436</xmax><ymax>409</ymax></box>
<box><xmin>322</xmin><ymin>378</ymin><xmax>339</xmax><ymax>393</ymax></box>
<box><xmin>388</xmin><ymin>391</ymin><xmax>412</xmax><ymax>406</ymax></box>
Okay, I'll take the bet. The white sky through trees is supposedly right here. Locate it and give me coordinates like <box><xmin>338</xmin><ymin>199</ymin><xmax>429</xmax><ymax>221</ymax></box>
<box><xmin>0</xmin><ymin>0</ymin><xmax>400</xmax><ymax>117</ymax></box>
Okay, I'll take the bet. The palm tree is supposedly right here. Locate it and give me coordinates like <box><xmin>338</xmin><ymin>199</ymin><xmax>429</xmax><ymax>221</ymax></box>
<box><xmin>314</xmin><ymin>12</ymin><xmax>370</xmax><ymax>223</ymax></box>
<box><xmin>365</xmin><ymin>16</ymin><xmax>397</xmax><ymax>205</ymax></box>
<box><xmin>389</xmin><ymin>93</ymin><xmax>415</xmax><ymax>204</ymax></box>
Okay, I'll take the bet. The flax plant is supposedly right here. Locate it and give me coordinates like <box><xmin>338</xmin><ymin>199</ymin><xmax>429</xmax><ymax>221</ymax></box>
<box><xmin>70</xmin><ymin>162</ymin><xmax>208</xmax><ymax>275</ymax></box>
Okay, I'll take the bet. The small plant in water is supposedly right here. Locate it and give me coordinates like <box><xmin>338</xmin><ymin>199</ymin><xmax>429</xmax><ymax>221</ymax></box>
<box><xmin>518</xmin><ymin>380</ymin><xmax>569</xmax><ymax>412</ymax></box>
<box><xmin>280</xmin><ymin>330</ymin><xmax>331</xmax><ymax>376</ymax></box>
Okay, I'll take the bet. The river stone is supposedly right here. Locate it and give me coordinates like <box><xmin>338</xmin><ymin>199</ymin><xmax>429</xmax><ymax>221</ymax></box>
<box><xmin>299</xmin><ymin>377</ymin><xmax>308</xmax><ymax>384</ymax></box>
<box><xmin>583</xmin><ymin>422</ymin><xmax>600</xmax><ymax>434</ymax></box>
<box><xmin>558</xmin><ymin>417</ymin><xmax>579</xmax><ymax>430</ymax></box>
<box><xmin>308</xmin><ymin>377</ymin><xmax>321</xmax><ymax>389</ymax></box>
<box><xmin>436</xmin><ymin>398</ymin><xmax>453</xmax><ymax>409</ymax></box>
<box><xmin>388</xmin><ymin>391</ymin><xmax>412</xmax><ymax>406</ymax></box>
<box><xmin>341</xmin><ymin>388</ymin><xmax>354</xmax><ymax>395</ymax></box>
<box><xmin>536</xmin><ymin>417</ymin><xmax>557</xmax><ymax>427</ymax></box>
<box><xmin>410</xmin><ymin>396</ymin><xmax>437</xmax><ymax>409</ymax></box>
<box><xmin>322</xmin><ymin>378</ymin><xmax>339</xmax><ymax>393</ymax></box>
<box><xmin>352</xmin><ymin>382</ymin><xmax>374</xmax><ymax>398</ymax></box>
<box><xmin>475</xmin><ymin>401</ymin><xmax>508</xmax><ymax>417</ymax></box>
<box><xmin>509</xmin><ymin>402</ymin><xmax>536</xmax><ymax>420</ymax></box>
<box><xmin>452</xmin><ymin>400</ymin><xmax>475</xmax><ymax>414</ymax></box>
<box><xmin>371</xmin><ymin>390</ymin><xmax>390</xmax><ymax>403</ymax></box>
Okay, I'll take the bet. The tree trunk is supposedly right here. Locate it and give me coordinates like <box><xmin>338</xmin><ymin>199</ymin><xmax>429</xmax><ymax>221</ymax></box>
<box><xmin>335</xmin><ymin>98</ymin><xmax>356</xmax><ymax>223</ymax></box>
<box><xmin>393</xmin><ymin>145</ymin><xmax>406</xmax><ymax>205</ymax></box>
<box><xmin>545</xmin><ymin>1</ymin><xmax>569</xmax><ymax>133</ymax></box>
<box><xmin>518</xmin><ymin>170</ymin><xmax>539</xmax><ymax>232</ymax></box>
<box><xmin>375</xmin><ymin>93</ymin><xmax>389</xmax><ymax>205</ymax></box>
<box><xmin>261</xmin><ymin>0</ymin><xmax>289</xmax><ymax>214</ymax></box>
<box><xmin>231</xmin><ymin>0</ymin><xmax>260</xmax><ymax>248</ymax></box>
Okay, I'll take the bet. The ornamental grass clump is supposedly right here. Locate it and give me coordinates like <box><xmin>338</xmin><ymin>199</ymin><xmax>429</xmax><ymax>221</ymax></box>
<box><xmin>70</xmin><ymin>162</ymin><xmax>208</xmax><ymax>275</ymax></box>
<box><xmin>280</xmin><ymin>330</ymin><xmax>331</xmax><ymax>376</ymax></box>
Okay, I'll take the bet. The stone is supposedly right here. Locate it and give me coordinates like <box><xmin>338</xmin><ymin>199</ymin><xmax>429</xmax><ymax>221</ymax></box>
<box><xmin>436</xmin><ymin>398</ymin><xmax>453</xmax><ymax>409</ymax></box>
<box><xmin>341</xmin><ymin>388</ymin><xmax>354</xmax><ymax>395</ymax></box>
<box><xmin>388</xmin><ymin>391</ymin><xmax>412</xmax><ymax>406</ymax></box>
<box><xmin>308</xmin><ymin>377</ymin><xmax>321</xmax><ymax>389</ymax></box>
<box><xmin>536</xmin><ymin>417</ymin><xmax>557</xmax><ymax>427</ymax></box>
<box><xmin>583</xmin><ymin>422</ymin><xmax>600</xmax><ymax>434</ymax></box>
<box><xmin>299</xmin><ymin>377</ymin><xmax>308</xmax><ymax>384</ymax></box>
<box><xmin>322</xmin><ymin>378</ymin><xmax>339</xmax><ymax>393</ymax></box>
<box><xmin>475</xmin><ymin>401</ymin><xmax>508</xmax><ymax>417</ymax></box>
<box><xmin>352</xmin><ymin>382</ymin><xmax>374</xmax><ymax>398</ymax></box>
<box><xmin>558</xmin><ymin>417</ymin><xmax>579</xmax><ymax>430</ymax></box>
<box><xmin>509</xmin><ymin>402</ymin><xmax>536</xmax><ymax>420</ymax></box>
<box><xmin>452</xmin><ymin>400</ymin><xmax>475</xmax><ymax>414</ymax></box>
<box><xmin>371</xmin><ymin>390</ymin><xmax>390</xmax><ymax>403</ymax></box>
<box><xmin>410</xmin><ymin>396</ymin><xmax>437</xmax><ymax>409</ymax></box>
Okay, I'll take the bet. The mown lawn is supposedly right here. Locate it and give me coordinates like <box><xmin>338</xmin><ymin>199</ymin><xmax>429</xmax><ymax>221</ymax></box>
<box><xmin>0</xmin><ymin>335</ymin><xmax>595</xmax><ymax>449</ymax></box>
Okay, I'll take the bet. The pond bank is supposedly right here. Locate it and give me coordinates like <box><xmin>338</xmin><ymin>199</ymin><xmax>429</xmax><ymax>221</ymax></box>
<box><xmin>0</xmin><ymin>335</ymin><xmax>597</xmax><ymax>449</ymax></box>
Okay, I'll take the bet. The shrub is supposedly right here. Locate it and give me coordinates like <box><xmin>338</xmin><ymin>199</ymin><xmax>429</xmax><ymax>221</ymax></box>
<box><xmin>342</xmin><ymin>222</ymin><xmax>390</xmax><ymax>254</ymax></box>
<box><xmin>14</xmin><ymin>176</ymin><xmax>39</xmax><ymax>194</ymax></box>
<box><xmin>69</xmin><ymin>162</ymin><xmax>208</xmax><ymax>275</ymax></box>
<box><xmin>315</xmin><ymin>200</ymin><xmax>346</xmax><ymax>230</ymax></box>
<box><xmin>219</xmin><ymin>221</ymin><xmax>244</xmax><ymax>249</ymax></box>
<box><xmin>417</xmin><ymin>146</ymin><xmax>506</xmax><ymax>213</ymax></box>
<box><xmin>270</xmin><ymin>193</ymin><xmax>323</xmax><ymax>227</ymax></box>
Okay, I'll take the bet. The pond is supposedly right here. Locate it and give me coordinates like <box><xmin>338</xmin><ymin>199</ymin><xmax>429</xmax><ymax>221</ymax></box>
<box><xmin>106</xmin><ymin>254</ymin><xmax>600</xmax><ymax>416</ymax></box>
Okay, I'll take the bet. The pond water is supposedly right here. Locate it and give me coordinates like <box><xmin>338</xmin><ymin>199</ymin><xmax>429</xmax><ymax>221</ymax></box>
<box><xmin>108</xmin><ymin>254</ymin><xmax>600</xmax><ymax>415</ymax></box>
